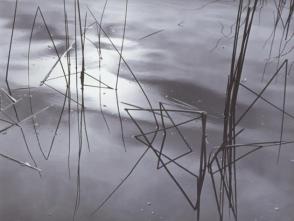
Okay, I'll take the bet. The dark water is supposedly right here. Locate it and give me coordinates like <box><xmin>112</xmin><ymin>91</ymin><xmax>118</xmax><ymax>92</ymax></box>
<box><xmin>0</xmin><ymin>0</ymin><xmax>294</xmax><ymax>220</ymax></box>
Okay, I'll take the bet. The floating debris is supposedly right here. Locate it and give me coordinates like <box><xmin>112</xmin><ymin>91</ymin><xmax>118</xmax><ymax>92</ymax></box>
<box><xmin>274</xmin><ymin>207</ymin><xmax>280</xmax><ymax>211</ymax></box>
<box><xmin>138</xmin><ymin>29</ymin><xmax>164</xmax><ymax>41</ymax></box>
<box><xmin>0</xmin><ymin>153</ymin><xmax>41</xmax><ymax>172</ymax></box>
<box><xmin>178</xmin><ymin>21</ymin><xmax>184</xmax><ymax>27</ymax></box>
<box><xmin>0</xmin><ymin>88</ymin><xmax>17</xmax><ymax>103</ymax></box>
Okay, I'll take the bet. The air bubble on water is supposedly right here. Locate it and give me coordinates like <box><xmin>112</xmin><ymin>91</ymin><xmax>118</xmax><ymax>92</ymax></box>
<box><xmin>241</xmin><ymin>77</ymin><xmax>247</xmax><ymax>83</ymax></box>
<box><xmin>274</xmin><ymin>207</ymin><xmax>280</xmax><ymax>211</ymax></box>
<box><xmin>48</xmin><ymin>45</ymin><xmax>53</xmax><ymax>50</ymax></box>
<box><xmin>151</xmin><ymin>211</ymin><xmax>155</xmax><ymax>215</ymax></box>
<box><xmin>147</xmin><ymin>202</ymin><xmax>151</xmax><ymax>206</ymax></box>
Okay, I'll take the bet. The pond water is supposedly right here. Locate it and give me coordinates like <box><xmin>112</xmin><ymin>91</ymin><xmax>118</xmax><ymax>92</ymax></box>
<box><xmin>0</xmin><ymin>0</ymin><xmax>294</xmax><ymax>220</ymax></box>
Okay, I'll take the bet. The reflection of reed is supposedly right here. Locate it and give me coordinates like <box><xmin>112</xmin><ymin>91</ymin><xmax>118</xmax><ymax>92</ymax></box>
<box><xmin>208</xmin><ymin>1</ymin><xmax>293</xmax><ymax>220</ymax></box>
<box><xmin>3</xmin><ymin>0</ymin><xmax>40</xmax><ymax>177</ymax></box>
<box><xmin>208</xmin><ymin>1</ymin><xmax>259</xmax><ymax>220</ymax></box>
<box><xmin>88</xmin><ymin>3</ymin><xmax>160</xmax><ymax>151</ymax></box>
<box><xmin>90</xmin><ymin>103</ymin><xmax>207</xmax><ymax>220</ymax></box>
<box><xmin>126</xmin><ymin>105</ymin><xmax>207</xmax><ymax>221</ymax></box>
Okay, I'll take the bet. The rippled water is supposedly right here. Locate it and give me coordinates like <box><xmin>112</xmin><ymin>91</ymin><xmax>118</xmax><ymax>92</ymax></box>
<box><xmin>0</xmin><ymin>0</ymin><xmax>294</xmax><ymax>220</ymax></box>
